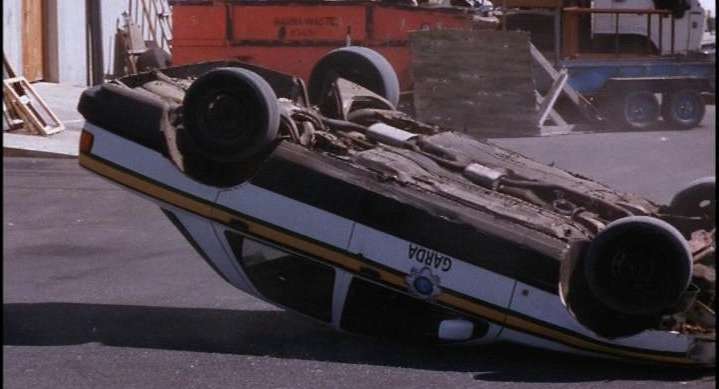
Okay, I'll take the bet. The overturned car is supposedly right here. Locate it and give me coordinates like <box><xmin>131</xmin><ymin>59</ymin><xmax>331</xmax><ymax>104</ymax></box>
<box><xmin>77</xmin><ymin>47</ymin><xmax>715</xmax><ymax>366</ymax></box>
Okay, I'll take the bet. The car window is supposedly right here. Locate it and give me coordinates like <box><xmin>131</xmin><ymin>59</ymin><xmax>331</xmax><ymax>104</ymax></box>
<box><xmin>225</xmin><ymin>232</ymin><xmax>335</xmax><ymax>322</ymax></box>
<box><xmin>340</xmin><ymin>277</ymin><xmax>489</xmax><ymax>342</ymax></box>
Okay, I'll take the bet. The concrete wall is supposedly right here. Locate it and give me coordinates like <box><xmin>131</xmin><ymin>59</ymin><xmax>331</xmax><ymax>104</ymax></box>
<box><xmin>3</xmin><ymin>0</ymin><xmax>23</xmax><ymax>75</ymax></box>
<box><xmin>4</xmin><ymin>0</ymin><xmax>88</xmax><ymax>85</ymax></box>
<box><xmin>45</xmin><ymin>0</ymin><xmax>88</xmax><ymax>86</ymax></box>
<box><xmin>101</xmin><ymin>1</ymin><xmax>131</xmax><ymax>78</ymax></box>
<box><xmin>100</xmin><ymin>1</ymin><xmax>173</xmax><ymax>78</ymax></box>
<box><xmin>3</xmin><ymin>0</ymin><xmax>169</xmax><ymax>85</ymax></box>
<box><xmin>58</xmin><ymin>0</ymin><xmax>88</xmax><ymax>86</ymax></box>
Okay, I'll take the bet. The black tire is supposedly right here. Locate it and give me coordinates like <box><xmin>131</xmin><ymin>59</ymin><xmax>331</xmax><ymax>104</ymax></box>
<box><xmin>182</xmin><ymin>67</ymin><xmax>280</xmax><ymax>163</ymax></box>
<box><xmin>137</xmin><ymin>47</ymin><xmax>172</xmax><ymax>72</ymax></box>
<box><xmin>606</xmin><ymin>90</ymin><xmax>660</xmax><ymax>130</ymax></box>
<box><xmin>308</xmin><ymin>46</ymin><xmax>400</xmax><ymax>107</ymax></box>
<box><xmin>661</xmin><ymin>89</ymin><xmax>705</xmax><ymax>129</ymax></box>
<box><xmin>583</xmin><ymin>216</ymin><xmax>692</xmax><ymax>316</ymax></box>
<box><xmin>669</xmin><ymin>176</ymin><xmax>715</xmax><ymax>226</ymax></box>
<box><xmin>562</xmin><ymin>241</ymin><xmax>662</xmax><ymax>338</ymax></box>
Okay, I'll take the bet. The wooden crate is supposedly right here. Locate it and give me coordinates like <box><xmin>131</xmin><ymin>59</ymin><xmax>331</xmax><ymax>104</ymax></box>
<box><xmin>410</xmin><ymin>30</ymin><xmax>538</xmax><ymax>138</ymax></box>
<box><xmin>3</xmin><ymin>77</ymin><xmax>64</xmax><ymax>136</ymax></box>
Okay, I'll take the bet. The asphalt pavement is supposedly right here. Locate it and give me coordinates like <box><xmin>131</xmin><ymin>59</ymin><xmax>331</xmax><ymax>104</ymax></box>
<box><xmin>3</xmin><ymin>107</ymin><xmax>716</xmax><ymax>388</ymax></box>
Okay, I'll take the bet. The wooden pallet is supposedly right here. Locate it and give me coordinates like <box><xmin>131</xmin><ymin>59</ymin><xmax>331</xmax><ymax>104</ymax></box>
<box><xmin>535</xmin><ymin>68</ymin><xmax>568</xmax><ymax>127</ymax></box>
<box><xmin>3</xmin><ymin>100</ymin><xmax>24</xmax><ymax>131</ymax></box>
<box><xmin>3</xmin><ymin>76</ymin><xmax>64</xmax><ymax>136</ymax></box>
<box><xmin>3</xmin><ymin>53</ymin><xmax>24</xmax><ymax>131</ymax></box>
<box><xmin>529</xmin><ymin>43</ymin><xmax>600</xmax><ymax>121</ymax></box>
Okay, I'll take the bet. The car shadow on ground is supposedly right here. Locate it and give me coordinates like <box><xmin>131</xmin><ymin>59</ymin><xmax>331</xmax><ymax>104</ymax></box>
<box><xmin>3</xmin><ymin>302</ymin><xmax>713</xmax><ymax>383</ymax></box>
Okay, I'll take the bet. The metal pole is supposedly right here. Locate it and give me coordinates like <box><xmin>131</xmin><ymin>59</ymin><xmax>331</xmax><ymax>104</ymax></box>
<box><xmin>658</xmin><ymin>14</ymin><xmax>663</xmax><ymax>54</ymax></box>
<box><xmin>554</xmin><ymin>6</ymin><xmax>561</xmax><ymax>64</ymax></box>
<box><xmin>86</xmin><ymin>0</ymin><xmax>104</xmax><ymax>85</ymax></box>
<box><xmin>670</xmin><ymin>15</ymin><xmax>675</xmax><ymax>54</ymax></box>
<box><xmin>502</xmin><ymin>0</ymin><xmax>507</xmax><ymax>31</ymax></box>
<box><xmin>614</xmin><ymin>12</ymin><xmax>619</xmax><ymax>56</ymax></box>
<box><xmin>646</xmin><ymin>13</ymin><xmax>651</xmax><ymax>54</ymax></box>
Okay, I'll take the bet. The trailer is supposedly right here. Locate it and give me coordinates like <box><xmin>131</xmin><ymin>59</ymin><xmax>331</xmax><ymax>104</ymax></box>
<box><xmin>508</xmin><ymin>0</ymin><xmax>715</xmax><ymax>129</ymax></box>
<box><xmin>559</xmin><ymin>0</ymin><xmax>714</xmax><ymax>129</ymax></box>
<box><xmin>561</xmin><ymin>57</ymin><xmax>714</xmax><ymax>129</ymax></box>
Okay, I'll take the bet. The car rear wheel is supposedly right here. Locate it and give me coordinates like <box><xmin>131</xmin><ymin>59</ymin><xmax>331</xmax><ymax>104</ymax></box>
<box><xmin>308</xmin><ymin>46</ymin><xmax>400</xmax><ymax>107</ymax></box>
<box><xmin>583</xmin><ymin>216</ymin><xmax>692</xmax><ymax>316</ymax></box>
<box><xmin>669</xmin><ymin>176</ymin><xmax>715</xmax><ymax>229</ymax></box>
<box><xmin>137</xmin><ymin>47</ymin><xmax>171</xmax><ymax>72</ymax></box>
<box><xmin>182</xmin><ymin>67</ymin><xmax>280</xmax><ymax>163</ymax></box>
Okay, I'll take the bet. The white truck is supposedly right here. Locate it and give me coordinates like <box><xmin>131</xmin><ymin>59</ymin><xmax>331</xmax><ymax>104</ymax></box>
<box><xmin>591</xmin><ymin>0</ymin><xmax>706</xmax><ymax>55</ymax></box>
<box><xmin>547</xmin><ymin>0</ymin><xmax>715</xmax><ymax>129</ymax></box>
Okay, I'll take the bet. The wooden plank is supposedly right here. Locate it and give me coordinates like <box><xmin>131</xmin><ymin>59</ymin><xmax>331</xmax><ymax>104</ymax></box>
<box><xmin>3</xmin><ymin>52</ymin><xmax>18</xmax><ymax>79</ymax></box>
<box><xmin>3</xmin><ymin>77</ymin><xmax>64</xmax><ymax>135</ymax></box>
<box><xmin>539</xmin><ymin>124</ymin><xmax>576</xmax><ymax>136</ymax></box>
<box><xmin>87</xmin><ymin>0</ymin><xmax>105</xmax><ymax>85</ymax></box>
<box><xmin>536</xmin><ymin>69</ymin><xmax>567</xmax><ymax>126</ymax></box>
<box><xmin>529</xmin><ymin>43</ymin><xmax>599</xmax><ymax>120</ymax></box>
<box><xmin>534</xmin><ymin>90</ymin><xmax>567</xmax><ymax>126</ymax></box>
<box><xmin>561</xmin><ymin>10</ymin><xmax>580</xmax><ymax>58</ymax></box>
<box><xmin>127</xmin><ymin>22</ymin><xmax>148</xmax><ymax>54</ymax></box>
<box><xmin>22</xmin><ymin>0</ymin><xmax>44</xmax><ymax>81</ymax></box>
<box><xmin>140</xmin><ymin>0</ymin><xmax>159</xmax><ymax>47</ymax></box>
<box><xmin>530</xmin><ymin>42</ymin><xmax>560</xmax><ymax>79</ymax></box>
<box><xmin>3</xmin><ymin>100</ymin><xmax>24</xmax><ymax>131</ymax></box>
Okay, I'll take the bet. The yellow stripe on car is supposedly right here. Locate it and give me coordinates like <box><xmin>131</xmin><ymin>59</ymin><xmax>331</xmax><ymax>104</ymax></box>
<box><xmin>79</xmin><ymin>152</ymin><xmax>695</xmax><ymax>366</ymax></box>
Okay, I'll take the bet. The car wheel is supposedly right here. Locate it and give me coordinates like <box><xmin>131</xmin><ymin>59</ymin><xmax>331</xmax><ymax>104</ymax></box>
<box><xmin>308</xmin><ymin>46</ymin><xmax>400</xmax><ymax>107</ymax></box>
<box><xmin>137</xmin><ymin>47</ymin><xmax>171</xmax><ymax>72</ymax></box>
<box><xmin>609</xmin><ymin>90</ymin><xmax>660</xmax><ymax>130</ymax></box>
<box><xmin>661</xmin><ymin>89</ymin><xmax>705</xmax><ymax>129</ymax></box>
<box><xmin>583</xmin><ymin>216</ymin><xmax>692</xmax><ymax>316</ymax></box>
<box><xmin>669</xmin><ymin>176</ymin><xmax>715</xmax><ymax>228</ymax></box>
<box><xmin>182</xmin><ymin>67</ymin><xmax>280</xmax><ymax>163</ymax></box>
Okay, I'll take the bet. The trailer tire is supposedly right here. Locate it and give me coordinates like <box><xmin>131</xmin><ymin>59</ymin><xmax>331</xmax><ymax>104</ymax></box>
<box><xmin>661</xmin><ymin>89</ymin><xmax>705</xmax><ymax>129</ymax></box>
<box><xmin>608</xmin><ymin>90</ymin><xmax>660</xmax><ymax>130</ymax></box>
<box><xmin>308</xmin><ymin>46</ymin><xmax>400</xmax><ymax>107</ymax></box>
<box><xmin>182</xmin><ymin>67</ymin><xmax>280</xmax><ymax>163</ymax></box>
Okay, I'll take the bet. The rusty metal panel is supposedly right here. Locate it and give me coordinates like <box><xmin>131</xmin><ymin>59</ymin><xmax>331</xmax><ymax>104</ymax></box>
<box><xmin>230</xmin><ymin>3</ymin><xmax>367</xmax><ymax>43</ymax></box>
<box><xmin>170</xmin><ymin>1</ymin><xmax>486</xmax><ymax>90</ymax></box>
<box><xmin>371</xmin><ymin>7</ymin><xmax>473</xmax><ymax>42</ymax></box>
<box><xmin>172</xmin><ymin>4</ymin><xmax>227</xmax><ymax>42</ymax></box>
<box><xmin>502</xmin><ymin>0</ymin><xmax>562</xmax><ymax>8</ymax></box>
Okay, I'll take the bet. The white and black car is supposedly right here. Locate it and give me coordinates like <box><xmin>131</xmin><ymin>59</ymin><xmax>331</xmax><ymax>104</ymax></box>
<box><xmin>76</xmin><ymin>47</ymin><xmax>715</xmax><ymax>366</ymax></box>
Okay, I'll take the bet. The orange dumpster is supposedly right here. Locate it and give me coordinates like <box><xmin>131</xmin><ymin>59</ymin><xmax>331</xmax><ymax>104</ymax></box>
<box><xmin>170</xmin><ymin>0</ymin><xmax>479</xmax><ymax>90</ymax></box>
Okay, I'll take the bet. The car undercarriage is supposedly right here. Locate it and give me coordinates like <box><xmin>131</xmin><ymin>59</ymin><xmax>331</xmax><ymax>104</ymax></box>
<box><xmin>76</xmin><ymin>48</ymin><xmax>715</xmax><ymax>365</ymax></box>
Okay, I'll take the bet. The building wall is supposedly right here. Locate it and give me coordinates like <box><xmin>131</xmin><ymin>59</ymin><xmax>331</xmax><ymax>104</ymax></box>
<box><xmin>3</xmin><ymin>0</ymin><xmax>170</xmax><ymax>85</ymax></box>
<box><xmin>3</xmin><ymin>0</ymin><xmax>23</xmax><ymax>76</ymax></box>
<box><xmin>101</xmin><ymin>1</ymin><xmax>131</xmax><ymax>78</ymax></box>
<box><xmin>47</xmin><ymin>0</ymin><xmax>89</xmax><ymax>86</ymax></box>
